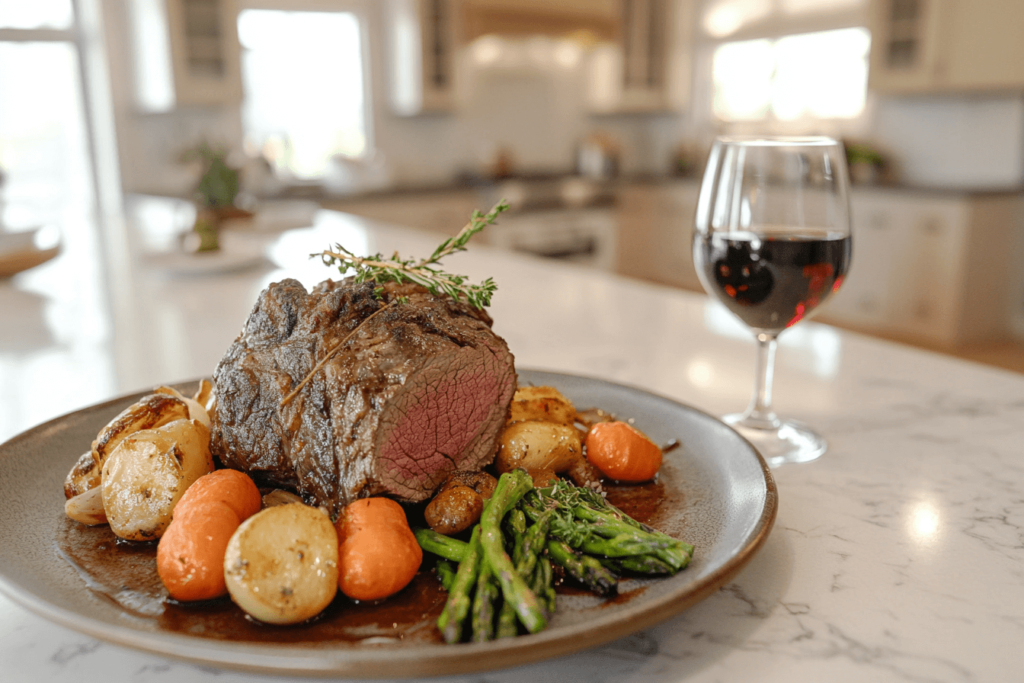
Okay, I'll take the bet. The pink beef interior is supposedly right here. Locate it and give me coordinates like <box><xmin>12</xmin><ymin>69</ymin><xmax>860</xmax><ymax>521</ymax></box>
<box><xmin>376</xmin><ymin>349</ymin><xmax>513</xmax><ymax>500</ymax></box>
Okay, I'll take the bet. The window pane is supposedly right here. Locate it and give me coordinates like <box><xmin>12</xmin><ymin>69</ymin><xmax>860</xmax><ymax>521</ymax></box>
<box><xmin>772</xmin><ymin>28</ymin><xmax>870</xmax><ymax>120</ymax></box>
<box><xmin>712</xmin><ymin>39</ymin><xmax>774</xmax><ymax>120</ymax></box>
<box><xmin>238</xmin><ymin>9</ymin><xmax>367</xmax><ymax>180</ymax></box>
<box><xmin>0</xmin><ymin>0</ymin><xmax>73</xmax><ymax>29</ymax></box>
<box><xmin>0</xmin><ymin>40</ymin><xmax>113</xmax><ymax>441</ymax></box>
<box><xmin>0</xmin><ymin>42</ymin><xmax>93</xmax><ymax>226</ymax></box>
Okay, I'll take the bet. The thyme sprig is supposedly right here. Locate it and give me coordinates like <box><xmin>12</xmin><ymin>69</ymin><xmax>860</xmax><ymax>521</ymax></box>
<box><xmin>281</xmin><ymin>201</ymin><xmax>509</xmax><ymax>407</ymax></box>
<box><xmin>316</xmin><ymin>199</ymin><xmax>510</xmax><ymax>309</ymax></box>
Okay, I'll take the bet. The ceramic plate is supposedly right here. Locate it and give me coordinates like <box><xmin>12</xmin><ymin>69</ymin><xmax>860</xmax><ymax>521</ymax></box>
<box><xmin>0</xmin><ymin>369</ymin><xmax>776</xmax><ymax>679</ymax></box>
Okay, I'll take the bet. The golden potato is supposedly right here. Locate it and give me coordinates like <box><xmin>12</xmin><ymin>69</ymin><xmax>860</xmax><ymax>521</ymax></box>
<box><xmin>507</xmin><ymin>386</ymin><xmax>577</xmax><ymax>426</ymax></box>
<box><xmin>101</xmin><ymin>419</ymin><xmax>214</xmax><ymax>541</ymax></box>
<box><xmin>495</xmin><ymin>420</ymin><xmax>582</xmax><ymax>474</ymax></box>
<box><xmin>223</xmin><ymin>503</ymin><xmax>339</xmax><ymax>625</ymax></box>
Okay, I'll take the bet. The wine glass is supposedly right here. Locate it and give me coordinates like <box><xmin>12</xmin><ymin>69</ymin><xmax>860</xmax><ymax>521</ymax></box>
<box><xmin>693</xmin><ymin>136</ymin><xmax>852</xmax><ymax>467</ymax></box>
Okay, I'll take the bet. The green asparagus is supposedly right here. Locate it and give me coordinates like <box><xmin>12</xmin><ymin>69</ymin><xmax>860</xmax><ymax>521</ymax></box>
<box><xmin>480</xmin><ymin>470</ymin><xmax>547</xmax><ymax>634</ymax></box>
<box><xmin>436</xmin><ymin>526</ymin><xmax>482</xmax><ymax>644</ymax></box>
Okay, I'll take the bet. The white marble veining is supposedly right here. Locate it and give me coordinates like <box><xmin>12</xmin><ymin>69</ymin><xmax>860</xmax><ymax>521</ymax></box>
<box><xmin>2</xmin><ymin>199</ymin><xmax>1023</xmax><ymax>682</ymax></box>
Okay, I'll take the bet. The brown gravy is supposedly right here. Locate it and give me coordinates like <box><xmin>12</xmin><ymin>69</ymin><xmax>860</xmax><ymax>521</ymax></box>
<box><xmin>55</xmin><ymin>477</ymin><xmax>674</xmax><ymax>644</ymax></box>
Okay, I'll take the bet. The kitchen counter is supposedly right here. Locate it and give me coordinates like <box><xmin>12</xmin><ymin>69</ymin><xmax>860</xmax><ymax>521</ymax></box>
<box><xmin>1</xmin><ymin>200</ymin><xmax>1023</xmax><ymax>682</ymax></box>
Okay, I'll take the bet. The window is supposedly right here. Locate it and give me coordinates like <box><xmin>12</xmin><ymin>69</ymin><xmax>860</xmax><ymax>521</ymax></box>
<box><xmin>700</xmin><ymin>0</ymin><xmax>870</xmax><ymax>124</ymax></box>
<box><xmin>237</xmin><ymin>8</ymin><xmax>368</xmax><ymax>180</ymax></box>
<box><xmin>713</xmin><ymin>27</ymin><xmax>870</xmax><ymax>121</ymax></box>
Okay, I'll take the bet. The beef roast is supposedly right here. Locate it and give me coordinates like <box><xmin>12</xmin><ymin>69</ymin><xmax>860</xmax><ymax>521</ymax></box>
<box><xmin>209</xmin><ymin>277</ymin><xmax>517</xmax><ymax>516</ymax></box>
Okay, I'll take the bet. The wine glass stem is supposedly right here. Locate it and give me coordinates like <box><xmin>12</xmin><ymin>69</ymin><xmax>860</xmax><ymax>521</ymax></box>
<box><xmin>745</xmin><ymin>332</ymin><xmax>780</xmax><ymax>428</ymax></box>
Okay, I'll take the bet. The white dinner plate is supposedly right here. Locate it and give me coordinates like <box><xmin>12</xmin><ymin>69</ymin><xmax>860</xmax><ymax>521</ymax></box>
<box><xmin>0</xmin><ymin>369</ymin><xmax>777</xmax><ymax>678</ymax></box>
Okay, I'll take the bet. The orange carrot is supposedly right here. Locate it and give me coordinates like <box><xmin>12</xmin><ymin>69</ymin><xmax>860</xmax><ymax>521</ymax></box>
<box><xmin>585</xmin><ymin>421</ymin><xmax>663</xmax><ymax>483</ymax></box>
<box><xmin>157</xmin><ymin>469</ymin><xmax>261</xmax><ymax>601</ymax></box>
<box><xmin>157</xmin><ymin>500</ymin><xmax>240</xmax><ymax>601</ymax></box>
<box><xmin>174</xmin><ymin>468</ymin><xmax>261</xmax><ymax>521</ymax></box>
<box><xmin>335</xmin><ymin>498</ymin><xmax>422</xmax><ymax>601</ymax></box>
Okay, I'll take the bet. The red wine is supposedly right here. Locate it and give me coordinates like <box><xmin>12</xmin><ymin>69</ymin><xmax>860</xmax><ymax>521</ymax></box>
<box><xmin>693</xmin><ymin>230</ymin><xmax>851</xmax><ymax>333</ymax></box>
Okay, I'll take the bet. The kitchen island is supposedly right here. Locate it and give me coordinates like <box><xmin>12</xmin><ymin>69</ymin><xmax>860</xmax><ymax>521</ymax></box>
<box><xmin>1</xmin><ymin>205</ymin><xmax>1022</xmax><ymax>682</ymax></box>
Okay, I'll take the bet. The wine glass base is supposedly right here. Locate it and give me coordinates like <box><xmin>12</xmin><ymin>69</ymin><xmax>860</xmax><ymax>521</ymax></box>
<box><xmin>722</xmin><ymin>414</ymin><xmax>827</xmax><ymax>468</ymax></box>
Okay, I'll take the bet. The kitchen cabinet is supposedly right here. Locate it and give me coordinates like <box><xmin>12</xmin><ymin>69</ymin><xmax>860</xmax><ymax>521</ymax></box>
<box><xmin>869</xmin><ymin>0</ymin><xmax>1024</xmax><ymax>93</ymax></box>
<box><xmin>615</xmin><ymin>180</ymin><xmax>702</xmax><ymax>290</ymax></box>
<box><xmin>613</xmin><ymin>180</ymin><xmax>1021</xmax><ymax>349</ymax></box>
<box><xmin>128</xmin><ymin>0</ymin><xmax>243</xmax><ymax>110</ymax></box>
<box><xmin>386</xmin><ymin>0</ymin><xmax>459</xmax><ymax>116</ymax></box>
<box><xmin>587</xmin><ymin>0</ymin><xmax>693</xmax><ymax>114</ymax></box>
<box><xmin>817</xmin><ymin>188</ymin><xmax>1020</xmax><ymax>349</ymax></box>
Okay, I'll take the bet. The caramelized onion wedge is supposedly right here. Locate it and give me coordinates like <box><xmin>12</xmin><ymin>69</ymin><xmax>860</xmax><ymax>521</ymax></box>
<box><xmin>101</xmin><ymin>419</ymin><xmax>214</xmax><ymax>541</ymax></box>
<box><xmin>64</xmin><ymin>486</ymin><xmax>108</xmax><ymax>526</ymax></box>
<box><xmin>154</xmin><ymin>385</ymin><xmax>211</xmax><ymax>428</ymax></box>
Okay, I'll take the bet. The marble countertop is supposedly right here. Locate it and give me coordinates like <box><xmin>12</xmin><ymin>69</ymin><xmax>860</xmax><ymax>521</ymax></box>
<box><xmin>2</xmin><ymin>199</ymin><xmax>1023</xmax><ymax>683</ymax></box>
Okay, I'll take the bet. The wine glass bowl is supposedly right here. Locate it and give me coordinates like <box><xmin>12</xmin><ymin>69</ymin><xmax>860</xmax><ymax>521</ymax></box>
<box><xmin>693</xmin><ymin>136</ymin><xmax>852</xmax><ymax>467</ymax></box>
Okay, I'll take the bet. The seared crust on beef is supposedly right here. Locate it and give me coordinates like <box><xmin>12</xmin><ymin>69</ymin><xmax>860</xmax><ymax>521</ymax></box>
<box><xmin>210</xmin><ymin>278</ymin><xmax>516</xmax><ymax>516</ymax></box>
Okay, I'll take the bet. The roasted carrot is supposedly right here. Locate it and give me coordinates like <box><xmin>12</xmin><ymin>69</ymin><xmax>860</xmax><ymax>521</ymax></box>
<box><xmin>157</xmin><ymin>500</ymin><xmax>240</xmax><ymax>601</ymax></box>
<box><xmin>585</xmin><ymin>421</ymin><xmax>663</xmax><ymax>483</ymax></box>
<box><xmin>156</xmin><ymin>469</ymin><xmax>261</xmax><ymax>601</ymax></box>
<box><xmin>335</xmin><ymin>497</ymin><xmax>422</xmax><ymax>601</ymax></box>
<box><xmin>174</xmin><ymin>468</ymin><xmax>261</xmax><ymax>521</ymax></box>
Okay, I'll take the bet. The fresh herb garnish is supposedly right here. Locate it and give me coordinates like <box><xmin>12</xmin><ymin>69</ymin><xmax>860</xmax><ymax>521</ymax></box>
<box><xmin>282</xmin><ymin>201</ymin><xmax>510</xmax><ymax>407</ymax></box>
<box><xmin>315</xmin><ymin>199</ymin><xmax>510</xmax><ymax>309</ymax></box>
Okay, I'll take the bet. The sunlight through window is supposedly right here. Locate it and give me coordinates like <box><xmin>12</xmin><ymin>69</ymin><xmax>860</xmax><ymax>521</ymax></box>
<box><xmin>237</xmin><ymin>9</ymin><xmax>368</xmax><ymax>180</ymax></box>
<box><xmin>713</xmin><ymin>27</ymin><xmax>870</xmax><ymax>122</ymax></box>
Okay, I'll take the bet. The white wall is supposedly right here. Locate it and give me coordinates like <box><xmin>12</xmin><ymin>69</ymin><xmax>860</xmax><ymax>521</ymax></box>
<box><xmin>868</xmin><ymin>94</ymin><xmax>1024</xmax><ymax>190</ymax></box>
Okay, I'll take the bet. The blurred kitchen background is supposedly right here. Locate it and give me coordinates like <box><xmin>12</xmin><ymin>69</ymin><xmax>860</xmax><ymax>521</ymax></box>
<box><xmin>2</xmin><ymin>0</ymin><xmax>1024</xmax><ymax>373</ymax></box>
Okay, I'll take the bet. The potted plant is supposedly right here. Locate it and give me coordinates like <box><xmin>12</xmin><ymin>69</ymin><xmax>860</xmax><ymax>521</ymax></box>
<box><xmin>182</xmin><ymin>143</ymin><xmax>251</xmax><ymax>252</ymax></box>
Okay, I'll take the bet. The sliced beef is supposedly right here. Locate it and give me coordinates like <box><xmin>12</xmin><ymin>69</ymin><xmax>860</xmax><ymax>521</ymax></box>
<box><xmin>209</xmin><ymin>277</ymin><xmax>517</xmax><ymax>517</ymax></box>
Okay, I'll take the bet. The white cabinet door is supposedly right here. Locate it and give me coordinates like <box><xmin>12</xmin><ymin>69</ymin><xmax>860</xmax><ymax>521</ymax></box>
<box><xmin>884</xmin><ymin>196</ymin><xmax>970</xmax><ymax>345</ymax></box>
<box><xmin>822</xmin><ymin>193</ymin><xmax>902</xmax><ymax>329</ymax></box>
<box><xmin>869</xmin><ymin>0</ymin><xmax>1024</xmax><ymax>93</ymax></box>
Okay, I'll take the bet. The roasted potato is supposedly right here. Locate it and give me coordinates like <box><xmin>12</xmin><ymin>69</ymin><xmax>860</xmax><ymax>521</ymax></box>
<box><xmin>425</xmin><ymin>486</ymin><xmax>484</xmax><ymax>535</ymax></box>
<box><xmin>495</xmin><ymin>421</ymin><xmax>582</xmax><ymax>474</ymax></box>
<box><xmin>101</xmin><ymin>418</ymin><xmax>214</xmax><ymax>541</ymax></box>
<box><xmin>424</xmin><ymin>470</ymin><xmax>497</xmax><ymax>535</ymax></box>
<box><xmin>223</xmin><ymin>503</ymin><xmax>339</xmax><ymax>625</ymax></box>
<box><xmin>507</xmin><ymin>386</ymin><xmax>577</xmax><ymax>426</ymax></box>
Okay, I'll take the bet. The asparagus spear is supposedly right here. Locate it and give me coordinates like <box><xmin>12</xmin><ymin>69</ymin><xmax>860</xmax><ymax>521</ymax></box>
<box><xmin>546</xmin><ymin>539</ymin><xmax>619</xmax><ymax>597</ymax></box>
<box><xmin>517</xmin><ymin>509</ymin><xmax>553</xmax><ymax>579</ymax></box>
<box><xmin>526</xmin><ymin>484</ymin><xmax>693</xmax><ymax>572</ymax></box>
<box><xmin>436</xmin><ymin>526</ymin><xmax>482</xmax><ymax>643</ymax></box>
<box><xmin>598</xmin><ymin>554</ymin><xmax>676</xmax><ymax>575</ymax></box>
<box><xmin>532</xmin><ymin>556</ymin><xmax>557</xmax><ymax>615</ymax></box>
<box><xmin>435</xmin><ymin>559</ymin><xmax>458</xmax><ymax>590</ymax></box>
<box><xmin>415</xmin><ymin>527</ymin><xmax>469</xmax><ymax>562</ymax></box>
<box><xmin>480</xmin><ymin>470</ymin><xmax>547</xmax><ymax>634</ymax></box>
<box><xmin>471</xmin><ymin>560</ymin><xmax>499</xmax><ymax>642</ymax></box>
<box><xmin>495</xmin><ymin>599</ymin><xmax>518</xmax><ymax>638</ymax></box>
<box><xmin>507</xmin><ymin>509</ymin><xmax>527</xmax><ymax>567</ymax></box>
